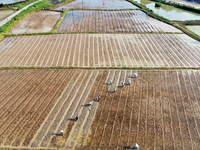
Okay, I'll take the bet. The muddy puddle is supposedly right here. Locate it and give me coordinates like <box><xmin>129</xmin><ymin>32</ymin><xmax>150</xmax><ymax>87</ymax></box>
<box><xmin>135</xmin><ymin>0</ymin><xmax>200</xmax><ymax>21</ymax></box>
<box><xmin>56</xmin><ymin>0</ymin><xmax>137</xmax><ymax>10</ymax></box>
<box><xmin>186</xmin><ymin>25</ymin><xmax>200</xmax><ymax>36</ymax></box>
<box><xmin>0</xmin><ymin>10</ymin><xmax>14</xmax><ymax>21</ymax></box>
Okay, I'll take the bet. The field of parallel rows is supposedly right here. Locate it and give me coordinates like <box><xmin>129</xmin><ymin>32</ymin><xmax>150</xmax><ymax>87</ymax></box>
<box><xmin>0</xmin><ymin>69</ymin><xmax>200</xmax><ymax>150</ymax></box>
<box><xmin>57</xmin><ymin>10</ymin><xmax>182</xmax><ymax>33</ymax></box>
<box><xmin>0</xmin><ymin>34</ymin><xmax>199</xmax><ymax>68</ymax></box>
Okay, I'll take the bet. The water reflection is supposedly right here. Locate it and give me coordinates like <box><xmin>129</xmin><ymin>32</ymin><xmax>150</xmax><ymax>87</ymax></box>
<box><xmin>186</xmin><ymin>25</ymin><xmax>200</xmax><ymax>36</ymax></box>
<box><xmin>0</xmin><ymin>0</ymin><xmax>25</xmax><ymax>4</ymax></box>
<box><xmin>56</xmin><ymin>0</ymin><xmax>138</xmax><ymax>10</ymax></box>
<box><xmin>135</xmin><ymin>0</ymin><xmax>200</xmax><ymax>20</ymax></box>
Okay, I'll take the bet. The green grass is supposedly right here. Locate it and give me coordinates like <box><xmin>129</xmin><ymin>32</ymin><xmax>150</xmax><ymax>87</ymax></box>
<box><xmin>0</xmin><ymin>0</ymin><xmax>40</xmax><ymax>10</ymax></box>
<box><xmin>52</xmin><ymin>10</ymin><xmax>67</xmax><ymax>33</ymax></box>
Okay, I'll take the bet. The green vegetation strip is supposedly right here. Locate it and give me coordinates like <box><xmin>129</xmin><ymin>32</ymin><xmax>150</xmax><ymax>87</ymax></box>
<box><xmin>52</xmin><ymin>10</ymin><xmax>67</xmax><ymax>33</ymax></box>
<box><xmin>3</xmin><ymin>32</ymin><xmax>183</xmax><ymax>37</ymax></box>
<box><xmin>0</xmin><ymin>0</ymin><xmax>39</xmax><ymax>10</ymax></box>
<box><xmin>0</xmin><ymin>66</ymin><xmax>199</xmax><ymax>70</ymax></box>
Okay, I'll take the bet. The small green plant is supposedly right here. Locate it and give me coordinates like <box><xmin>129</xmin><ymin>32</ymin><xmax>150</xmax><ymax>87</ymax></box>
<box><xmin>155</xmin><ymin>3</ymin><xmax>161</xmax><ymax>7</ymax></box>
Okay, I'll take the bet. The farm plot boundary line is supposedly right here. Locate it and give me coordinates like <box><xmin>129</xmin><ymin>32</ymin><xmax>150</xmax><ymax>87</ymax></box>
<box><xmin>0</xmin><ymin>66</ymin><xmax>200</xmax><ymax>70</ymax></box>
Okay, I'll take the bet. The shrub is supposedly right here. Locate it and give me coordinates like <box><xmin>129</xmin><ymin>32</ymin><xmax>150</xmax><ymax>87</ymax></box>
<box><xmin>0</xmin><ymin>3</ymin><xmax>3</xmax><ymax>8</ymax></box>
<box><xmin>0</xmin><ymin>26</ymin><xmax>5</xmax><ymax>33</ymax></box>
<box><xmin>155</xmin><ymin>3</ymin><xmax>161</xmax><ymax>7</ymax></box>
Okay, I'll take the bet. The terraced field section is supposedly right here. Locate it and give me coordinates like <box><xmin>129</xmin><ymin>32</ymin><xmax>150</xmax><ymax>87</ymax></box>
<box><xmin>0</xmin><ymin>69</ymin><xmax>99</xmax><ymax>149</ymax></box>
<box><xmin>12</xmin><ymin>11</ymin><xmax>62</xmax><ymax>34</ymax></box>
<box><xmin>1</xmin><ymin>69</ymin><xmax>199</xmax><ymax>149</ymax></box>
<box><xmin>0</xmin><ymin>34</ymin><xmax>199</xmax><ymax>68</ymax></box>
<box><xmin>57</xmin><ymin>10</ymin><xmax>182</xmax><ymax>33</ymax></box>
<box><xmin>55</xmin><ymin>0</ymin><xmax>137</xmax><ymax>10</ymax></box>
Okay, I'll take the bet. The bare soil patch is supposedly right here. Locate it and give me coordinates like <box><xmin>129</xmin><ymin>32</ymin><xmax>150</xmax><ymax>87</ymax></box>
<box><xmin>12</xmin><ymin>11</ymin><xmax>61</xmax><ymax>34</ymax></box>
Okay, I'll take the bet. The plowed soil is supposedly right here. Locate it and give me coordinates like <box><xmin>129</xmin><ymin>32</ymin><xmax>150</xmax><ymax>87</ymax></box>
<box><xmin>0</xmin><ymin>69</ymin><xmax>200</xmax><ymax>150</ymax></box>
<box><xmin>0</xmin><ymin>34</ymin><xmax>199</xmax><ymax>68</ymax></box>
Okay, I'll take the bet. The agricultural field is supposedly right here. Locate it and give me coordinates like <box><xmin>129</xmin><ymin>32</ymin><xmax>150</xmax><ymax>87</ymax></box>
<box><xmin>57</xmin><ymin>10</ymin><xmax>182</xmax><ymax>33</ymax></box>
<box><xmin>11</xmin><ymin>11</ymin><xmax>62</xmax><ymax>34</ymax></box>
<box><xmin>0</xmin><ymin>34</ymin><xmax>199</xmax><ymax>68</ymax></box>
<box><xmin>0</xmin><ymin>69</ymin><xmax>200</xmax><ymax>150</ymax></box>
<box><xmin>0</xmin><ymin>10</ymin><xmax>14</xmax><ymax>21</ymax></box>
<box><xmin>55</xmin><ymin>0</ymin><xmax>137</xmax><ymax>10</ymax></box>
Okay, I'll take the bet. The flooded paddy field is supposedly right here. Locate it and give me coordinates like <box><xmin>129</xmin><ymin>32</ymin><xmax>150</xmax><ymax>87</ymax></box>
<box><xmin>0</xmin><ymin>69</ymin><xmax>199</xmax><ymax>150</ymax></box>
<box><xmin>57</xmin><ymin>10</ymin><xmax>182</xmax><ymax>33</ymax></box>
<box><xmin>0</xmin><ymin>10</ymin><xmax>14</xmax><ymax>21</ymax></box>
<box><xmin>134</xmin><ymin>0</ymin><xmax>200</xmax><ymax>21</ymax></box>
<box><xmin>186</xmin><ymin>25</ymin><xmax>200</xmax><ymax>36</ymax></box>
<box><xmin>56</xmin><ymin>0</ymin><xmax>137</xmax><ymax>10</ymax></box>
<box><xmin>0</xmin><ymin>34</ymin><xmax>199</xmax><ymax>68</ymax></box>
<box><xmin>0</xmin><ymin>0</ymin><xmax>25</xmax><ymax>4</ymax></box>
<box><xmin>11</xmin><ymin>11</ymin><xmax>62</xmax><ymax>34</ymax></box>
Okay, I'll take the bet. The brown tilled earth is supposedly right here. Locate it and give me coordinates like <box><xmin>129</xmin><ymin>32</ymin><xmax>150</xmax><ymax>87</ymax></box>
<box><xmin>0</xmin><ymin>69</ymin><xmax>200</xmax><ymax>150</ymax></box>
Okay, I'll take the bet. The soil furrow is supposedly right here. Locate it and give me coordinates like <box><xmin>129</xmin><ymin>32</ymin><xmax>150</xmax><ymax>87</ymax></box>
<box><xmin>65</xmin><ymin>70</ymin><xmax>99</xmax><ymax>148</ymax></box>
<box><xmin>90</xmin><ymin>71</ymin><xmax>120</xmax><ymax>148</ymax></box>
<box><xmin>2</xmin><ymin>36</ymin><xmax>32</xmax><ymax>66</ymax></box>
<box><xmin>77</xmin><ymin>70</ymin><xmax>109</xmax><ymax>148</ymax></box>
<box><xmin>2</xmin><ymin>70</ymin><xmax>54</xmax><ymax>145</ymax></box>
<box><xmin>15</xmin><ymin>36</ymin><xmax>41</xmax><ymax>66</ymax></box>
<box><xmin>68</xmin><ymin>34</ymin><xmax>77</xmax><ymax>66</ymax></box>
<box><xmin>14</xmin><ymin>70</ymin><xmax>68</xmax><ymax>146</ymax></box>
<box><xmin>171</xmin><ymin>71</ymin><xmax>192</xmax><ymax>149</ymax></box>
<box><xmin>167</xmin><ymin>71</ymin><xmax>183</xmax><ymax>149</ymax></box>
<box><xmin>40</xmin><ymin>35</ymin><xmax>57</xmax><ymax>66</ymax></box>
<box><xmin>0</xmin><ymin>70</ymin><xmax>53</xmax><ymax>144</ymax></box>
<box><xmin>37</xmin><ymin>70</ymin><xmax>81</xmax><ymax>147</ymax></box>
<box><xmin>22</xmin><ymin>36</ymin><xmax>45</xmax><ymax>66</ymax></box>
<box><xmin>45</xmin><ymin>35</ymin><xmax>59</xmax><ymax>66</ymax></box>
<box><xmin>29</xmin><ymin>36</ymin><xmax>48</xmax><ymax>66</ymax></box>
<box><xmin>178</xmin><ymin>70</ymin><xmax>200</xmax><ymax>149</ymax></box>
<box><xmin>105</xmin><ymin>71</ymin><xmax>127</xmax><ymax>148</ymax></box>
<box><xmin>51</xmin><ymin>34</ymin><xmax>65</xmax><ymax>66</ymax></box>
<box><xmin>30</xmin><ymin>70</ymin><xmax>75</xmax><ymax>147</ymax></box>
<box><xmin>160</xmin><ymin>71</ymin><xmax>174</xmax><ymax>149</ymax></box>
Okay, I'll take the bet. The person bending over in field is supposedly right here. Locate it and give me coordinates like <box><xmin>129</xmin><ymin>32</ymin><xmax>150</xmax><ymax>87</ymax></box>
<box><xmin>98</xmin><ymin>96</ymin><xmax>100</xmax><ymax>101</ymax></box>
<box><xmin>75</xmin><ymin>116</ymin><xmax>78</xmax><ymax>121</ymax></box>
<box><xmin>60</xmin><ymin>130</ymin><xmax>63</xmax><ymax>136</ymax></box>
<box><xmin>122</xmin><ymin>83</ymin><xmax>125</xmax><ymax>87</ymax></box>
<box><xmin>134</xmin><ymin>73</ymin><xmax>137</xmax><ymax>78</ymax></box>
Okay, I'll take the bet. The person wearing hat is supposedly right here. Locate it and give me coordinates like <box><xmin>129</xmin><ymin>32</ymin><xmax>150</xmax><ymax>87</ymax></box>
<box><xmin>134</xmin><ymin>73</ymin><xmax>137</xmax><ymax>78</ymax></box>
<box><xmin>60</xmin><ymin>130</ymin><xmax>63</xmax><ymax>136</ymax></box>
